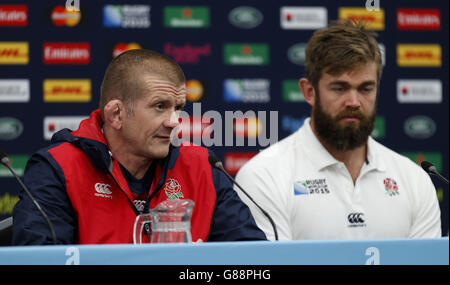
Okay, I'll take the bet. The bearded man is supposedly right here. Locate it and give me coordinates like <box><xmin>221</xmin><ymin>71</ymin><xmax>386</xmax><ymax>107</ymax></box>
<box><xmin>234</xmin><ymin>20</ymin><xmax>441</xmax><ymax>240</ymax></box>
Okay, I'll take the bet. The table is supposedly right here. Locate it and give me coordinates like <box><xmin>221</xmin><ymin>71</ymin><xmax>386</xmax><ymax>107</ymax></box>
<box><xmin>0</xmin><ymin>237</ymin><xmax>447</xmax><ymax>265</ymax></box>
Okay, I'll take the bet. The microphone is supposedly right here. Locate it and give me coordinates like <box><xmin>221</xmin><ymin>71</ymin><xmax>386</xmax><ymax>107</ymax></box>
<box><xmin>421</xmin><ymin>161</ymin><xmax>449</xmax><ymax>184</ymax></box>
<box><xmin>208</xmin><ymin>155</ymin><xmax>279</xmax><ymax>241</ymax></box>
<box><xmin>0</xmin><ymin>150</ymin><xmax>58</xmax><ymax>245</ymax></box>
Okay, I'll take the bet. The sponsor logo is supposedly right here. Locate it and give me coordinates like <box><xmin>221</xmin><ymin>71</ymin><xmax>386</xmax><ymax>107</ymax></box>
<box><xmin>0</xmin><ymin>154</ymin><xmax>28</xmax><ymax>177</ymax></box>
<box><xmin>397</xmin><ymin>79</ymin><xmax>442</xmax><ymax>103</ymax></box>
<box><xmin>402</xmin><ymin>152</ymin><xmax>442</xmax><ymax>173</ymax></box>
<box><xmin>282</xmin><ymin>80</ymin><xmax>304</xmax><ymax>102</ymax></box>
<box><xmin>338</xmin><ymin>7</ymin><xmax>385</xmax><ymax>30</ymax></box>
<box><xmin>404</xmin><ymin>116</ymin><xmax>436</xmax><ymax>139</ymax></box>
<box><xmin>94</xmin><ymin>183</ymin><xmax>112</xmax><ymax>199</ymax></box>
<box><xmin>43</xmin><ymin>79</ymin><xmax>91</xmax><ymax>102</ymax></box>
<box><xmin>0</xmin><ymin>42</ymin><xmax>28</xmax><ymax>65</ymax></box>
<box><xmin>287</xmin><ymin>43</ymin><xmax>306</xmax><ymax>65</ymax></box>
<box><xmin>0</xmin><ymin>5</ymin><xmax>28</xmax><ymax>26</ymax></box>
<box><xmin>103</xmin><ymin>5</ymin><xmax>150</xmax><ymax>28</ymax></box>
<box><xmin>43</xmin><ymin>116</ymin><xmax>87</xmax><ymax>140</ymax></box>
<box><xmin>164</xmin><ymin>43</ymin><xmax>211</xmax><ymax>64</ymax></box>
<box><xmin>397</xmin><ymin>44</ymin><xmax>441</xmax><ymax>67</ymax></box>
<box><xmin>224</xmin><ymin>152</ymin><xmax>257</xmax><ymax>175</ymax></box>
<box><xmin>164</xmin><ymin>6</ymin><xmax>210</xmax><ymax>28</ymax></box>
<box><xmin>294</xmin><ymin>179</ymin><xmax>330</xmax><ymax>195</ymax></box>
<box><xmin>280</xmin><ymin>7</ymin><xmax>327</xmax><ymax>29</ymax></box>
<box><xmin>51</xmin><ymin>5</ymin><xmax>81</xmax><ymax>27</ymax></box>
<box><xmin>383</xmin><ymin>178</ymin><xmax>399</xmax><ymax>197</ymax></box>
<box><xmin>282</xmin><ymin>115</ymin><xmax>306</xmax><ymax>134</ymax></box>
<box><xmin>229</xmin><ymin>6</ymin><xmax>262</xmax><ymax>29</ymax></box>
<box><xmin>0</xmin><ymin>117</ymin><xmax>23</xmax><ymax>140</ymax></box>
<box><xmin>164</xmin><ymin>178</ymin><xmax>184</xmax><ymax>200</ymax></box>
<box><xmin>43</xmin><ymin>42</ymin><xmax>90</xmax><ymax>64</ymax></box>
<box><xmin>371</xmin><ymin>116</ymin><xmax>385</xmax><ymax>139</ymax></box>
<box><xmin>223</xmin><ymin>79</ymin><xmax>270</xmax><ymax>103</ymax></box>
<box><xmin>0</xmin><ymin>79</ymin><xmax>29</xmax><ymax>102</ymax></box>
<box><xmin>348</xmin><ymin>213</ymin><xmax>366</xmax><ymax>227</ymax></box>
<box><xmin>397</xmin><ymin>9</ymin><xmax>441</xmax><ymax>30</ymax></box>
<box><xmin>112</xmin><ymin>42</ymin><xmax>142</xmax><ymax>58</ymax></box>
<box><xmin>134</xmin><ymin>200</ymin><xmax>146</xmax><ymax>212</ymax></box>
<box><xmin>224</xmin><ymin>43</ymin><xmax>269</xmax><ymax>65</ymax></box>
<box><xmin>186</xmin><ymin>79</ymin><xmax>204</xmax><ymax>102</ymax></box>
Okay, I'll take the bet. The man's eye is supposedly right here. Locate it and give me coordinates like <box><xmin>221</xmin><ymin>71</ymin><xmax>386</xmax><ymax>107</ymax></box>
<box><xmin>155</xmin><ymin>103</ymin><xmax>165</xmax><ymax>110</ymax></box>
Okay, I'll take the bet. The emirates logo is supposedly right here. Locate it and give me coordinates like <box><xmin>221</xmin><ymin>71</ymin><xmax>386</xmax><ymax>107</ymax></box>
<box><xmin>164</xmin><ymin>178</ymin><xmax>184</xmax><ymax>200</ymax></box>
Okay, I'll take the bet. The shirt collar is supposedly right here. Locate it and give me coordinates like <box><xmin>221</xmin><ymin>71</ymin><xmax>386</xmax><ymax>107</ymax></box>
<box><xmin>299</xmin><ymin>117</ymin><xmax>386</xmax><ymax>172</ymax></box>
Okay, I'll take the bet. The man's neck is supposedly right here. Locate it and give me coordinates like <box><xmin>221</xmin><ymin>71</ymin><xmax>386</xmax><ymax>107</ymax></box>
<box><xmin>103</xmin><ymin>126</ymin><xmax>152</xmax><ymax>179</ymax></box>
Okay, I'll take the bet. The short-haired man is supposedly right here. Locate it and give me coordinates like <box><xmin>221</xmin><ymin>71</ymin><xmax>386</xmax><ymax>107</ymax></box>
<box><xmin>13</xmin><ymin>49</ymin><xmax>266</xmax><ymax>244</ymax></box>
<box><xmin>235</xmin><ymin>21</ymin><xmax>441</xmax><ymax>240</ymax></box>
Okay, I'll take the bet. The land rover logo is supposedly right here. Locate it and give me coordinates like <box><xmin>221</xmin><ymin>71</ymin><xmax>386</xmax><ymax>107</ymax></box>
<box><xmin>229</xmin><ymin>6</ymin><xmax>262</xmax><ymax>29</ymax></box>
<box><xmin>287</xmin><ymin>43</ymin><xmax>306</xmax><ymax>65</ymax></box>
<box><xmin>0</xmin><ymin>117</ymin><xmax>23</xmax><ymax>140</ymax></box>
<box><xmin>404</xmin><ymin>116</ymin><xmax>436</xmax><ymax>139</ymax></box>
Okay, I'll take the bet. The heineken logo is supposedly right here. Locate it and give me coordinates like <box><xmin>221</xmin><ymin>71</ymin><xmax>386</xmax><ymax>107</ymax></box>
<box><xmin>164</xmin><ymin>178</ymin><xmax>184</xmax><ymax>200</ymax></box>
<box><xmin>224</xmin><ymin>43</ymin><xmax>269</xmax><ymax>65</ymax></box>
<box><xmin>164</xmin><ymin>6</ymin><xmax>210</xmax><ymax>28</ymax></box>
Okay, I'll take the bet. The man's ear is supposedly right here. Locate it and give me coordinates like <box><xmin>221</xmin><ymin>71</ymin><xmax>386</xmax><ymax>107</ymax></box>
<box><xmin>299</xmin><ymin>78</ymin><xmax>316</xmax><ymax>108</ymax></box>
<box><xmin>103</xmin><ymin>100</ymin><xmax>125</xmax><ymax>130</ymax></box>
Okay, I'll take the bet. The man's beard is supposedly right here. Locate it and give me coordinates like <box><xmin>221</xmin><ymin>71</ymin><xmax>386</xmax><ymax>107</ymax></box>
<box><xmin>312</xmin><ymin>93</ymin><xmax>376</xmax><ymax>151</ymax></box>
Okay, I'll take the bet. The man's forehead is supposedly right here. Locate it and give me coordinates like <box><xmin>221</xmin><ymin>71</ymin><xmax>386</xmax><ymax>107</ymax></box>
<box><xmin>321</xmin><ymin>62</ymin><xmax>378</xmax><ymax>84</ymax></box>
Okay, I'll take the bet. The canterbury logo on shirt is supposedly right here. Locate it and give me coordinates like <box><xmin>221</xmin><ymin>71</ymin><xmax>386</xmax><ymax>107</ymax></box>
<box><xmin>94</xmin><ymin>182</ymin><xmax>112</xmax><ymax>199</ymax></box>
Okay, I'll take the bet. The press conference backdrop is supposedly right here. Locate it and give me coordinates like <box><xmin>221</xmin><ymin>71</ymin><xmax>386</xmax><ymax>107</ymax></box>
<box><xmin>0</xmin><ymin>0</ymin><xmax>448</xmax><ymax>234</ymax></box>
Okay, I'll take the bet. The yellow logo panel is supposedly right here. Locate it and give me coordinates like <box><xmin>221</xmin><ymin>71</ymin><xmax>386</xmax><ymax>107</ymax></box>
<box><xmin>338</xmin><ymin>7</ymin><xmax>385</xmax><ymax>30</ymax></box>
<box><xmin>43</xmin><ymin>79</ymin><xmax>91</xmax><ymax>102</ymax></box>
<box><xmin>397</xmin><ymin>44</ymin><xmax>441</xmax><ymax>67</ymax></box>
<box><xmin>0</xmin><ymin>42</ymin><xmax>29</xmax><ymax>65</ymax></box>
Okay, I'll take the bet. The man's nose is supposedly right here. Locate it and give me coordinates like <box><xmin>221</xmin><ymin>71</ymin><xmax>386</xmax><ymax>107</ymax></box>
<box><xmin>165</xmin><ymin>109</ymin><xmax>180</xmax><ymax>129</ymax></box>
<box><xmin>344</xmin><ymin>90</ymin><xmax>361</xmax><ymax>108</ymax></box>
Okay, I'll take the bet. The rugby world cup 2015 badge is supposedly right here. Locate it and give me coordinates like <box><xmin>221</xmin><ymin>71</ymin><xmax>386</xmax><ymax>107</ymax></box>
<box><xmin>164</xmin><ymin>178</ymin><xmax>184</xmax><ymax>200</ymax></box>
<box><xmin>383</xmin><ymin>178</ymin><xmax>400</xmax><ymax>196</ymax></box>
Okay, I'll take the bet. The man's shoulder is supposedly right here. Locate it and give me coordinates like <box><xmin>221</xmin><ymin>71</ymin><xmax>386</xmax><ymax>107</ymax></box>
<box><xmin>370</xmin><ymin>138</ymin><xmax>424</xmax><ymax>173</ymax></box>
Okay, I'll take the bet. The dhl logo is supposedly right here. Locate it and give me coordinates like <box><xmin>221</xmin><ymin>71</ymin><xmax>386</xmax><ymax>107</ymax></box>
<box><xmin>43</xmin><ymin>79</ymin><xmax>91</xmax><ymax>102</ymax></box>
<box><xmin>0</xmin><ymin>42</ymin><xmax>28</xmax><ymax>64</ymax></box>
<box><xmin>338</xmin><ymin>7</ymin><xmax>385</xmax><ymax>30</ymax></box>
<box><xmin>397</xmin><ymin>44</ymin><xmax>441</xmax><ymax>67</ymax></box>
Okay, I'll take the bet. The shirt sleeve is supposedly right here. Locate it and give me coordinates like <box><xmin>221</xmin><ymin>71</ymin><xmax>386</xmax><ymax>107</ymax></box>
<box><xmin>207</xmin><ymin>159</ymin><xmax>267</xmax><ymax>241</ymax></box>
<box><xmin>12</xmin><ymin>150</ymin><xmax>76</xmax><ymax>245</ymax></box>
<box><xmin>235</xmin><ymin>160</ymin><xmax>293</xmax><ymax>241</ymax></box>
<box><xmin>408</xmin><ymin>169</ymin><xmax>442</xmax><ymax>238</ymax></box>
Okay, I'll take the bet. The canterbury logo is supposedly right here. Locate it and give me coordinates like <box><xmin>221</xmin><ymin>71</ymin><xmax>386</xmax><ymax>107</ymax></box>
<box><xmin>348</xmin><ymin>213</ymin><xmax>365</xmax><ymax>224</ymax></box>
<box><xmin>95</xmin><ymin>183</ymin><xmax>112</xmax><ymax>194</ymax></box>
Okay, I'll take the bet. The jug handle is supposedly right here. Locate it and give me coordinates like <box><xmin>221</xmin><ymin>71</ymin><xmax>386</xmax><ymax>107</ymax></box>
<box><xmin>133</xmin><ymin>215</ymin><xmax>151</xmax><ymax>244</ymax></box>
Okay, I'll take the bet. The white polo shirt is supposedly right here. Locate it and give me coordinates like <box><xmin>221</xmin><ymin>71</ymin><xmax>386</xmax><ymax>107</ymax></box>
<box><xmin>235</xmin><ymin>118</ymin><xmax>441</xmax><ymax>240</ymax></box>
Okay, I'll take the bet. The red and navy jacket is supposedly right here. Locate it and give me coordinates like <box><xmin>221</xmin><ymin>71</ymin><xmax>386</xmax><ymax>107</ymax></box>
<box><xmin>12</xmin><ymin>109</ymin><xmax>266</xmax><ymax>244</ymax></box>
